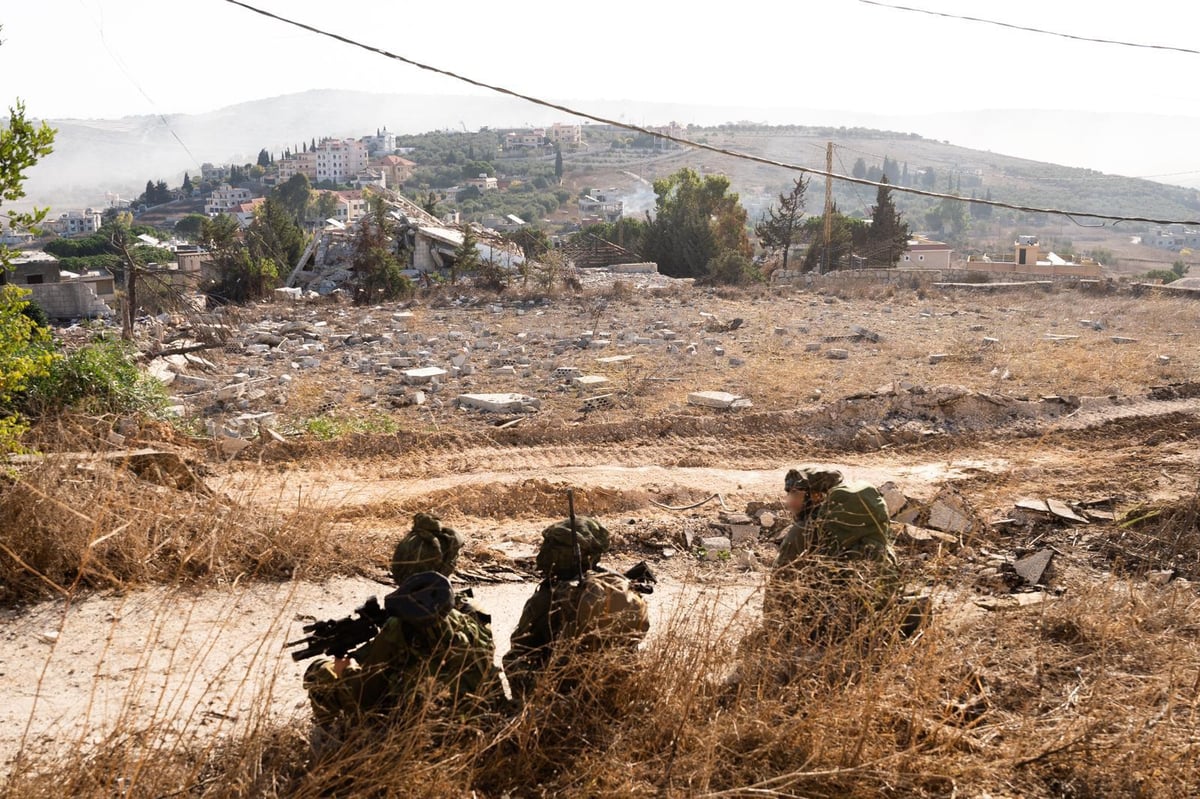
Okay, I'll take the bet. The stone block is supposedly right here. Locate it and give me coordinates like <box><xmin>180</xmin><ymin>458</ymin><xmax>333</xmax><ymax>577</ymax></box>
<box><xmin>729</xmin><ymin>524</ymin><xmax>758</xmax><ymax>544</ymax></box>
<box><xmin>404</xmin><ymin>367</ymin><xmax>448</xmax><ymax>384</ymax></box>
<box><xmin>687</xmin><ymin>391</ymin><xmax>752</xmax><ymax>410</ymax></box>
<box><xmin>827</xmin><ymin>348</ymin><xmax>849</xmax><ymax>360</ymax></box>
<box><xmin>573</xmin><ymin>375</ymin><xmax>610</xmax><ymax>390</ymax></box>
<box><xmin>457</xmin><ymin>393</ymin><xmax>540</xmax><ymax>413</ymax></box>
<box><xmin>700</xmin><ymin>536</ymin><xmax>731</xmax><ymax>560</ymax></box>
<box><xmin>928</xmin><ymin>353</ymin><xmax>948</xmax><ymax>364</ymax></box>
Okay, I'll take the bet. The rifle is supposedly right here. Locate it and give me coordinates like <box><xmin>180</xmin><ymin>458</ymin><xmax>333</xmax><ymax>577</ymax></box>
<box><xmin>286</xmin><ymin>594</ymin><xmax>389</xmax><ymax>662</ymax></box>
<box><xmin>567</xmin><ymin>488</ymin><xmax>585</xmax><ymax>582</ymax></box>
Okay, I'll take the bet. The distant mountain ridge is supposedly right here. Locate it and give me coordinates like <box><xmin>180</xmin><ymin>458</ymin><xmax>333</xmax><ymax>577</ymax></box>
<box><xmin>20</xmin><ymin>89</ymin><xmax>1200</xmax><ymax>212</ymax></box>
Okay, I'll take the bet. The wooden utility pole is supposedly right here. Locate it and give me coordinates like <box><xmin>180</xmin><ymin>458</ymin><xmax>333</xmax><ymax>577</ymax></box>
<box><xmin>822</xmin><ymin>141</ymin><xmax>834</xmax><ymax>274</ymax></box>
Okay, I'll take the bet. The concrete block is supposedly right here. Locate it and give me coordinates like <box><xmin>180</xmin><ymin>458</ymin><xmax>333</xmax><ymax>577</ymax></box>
<box><xmin>573</xmin><ymin>375</ymin><xmax>610</xmax><ymax>390</ymax></box>
<box><xmin>729</xmin><ymin>524</ymin><xmax>758</xmax><ymax>544</ymax></box>
<box><xmin>928</xmin><ymin>353</ymin><xmax>948</xmax><ymax>365</ymax></box>
<box><xmin>457</xmin><ymin>393</ymin><xmax>540</xmax><ymax>413</ymax></box>
<box><xmin>405</xmin><ymin>367</ymin><xmax>447</xmax><ymax>384</ymax></box>
<box><xmin>688</xmin><ymin>391</ymin><xmax>752</xmax><ymax>410</ymax></box>
<box><xmin>700</xmin><ymin>536</ymin><xmax>731</xmax><ymax>560</ymax></box>
<box><xmin>1110</xmin><ymin>336</ymin><xmax>1138</xmax><ymax>344</ymax></box>
<box><xmin>827</xmin><ymin>348</ymin><xmax>849</xmax><ymax>360</ymax></box>
<box><xmin>805</xmin><ymin>342</ymin><xmax>822</xmax><ymax>352</ymax></box>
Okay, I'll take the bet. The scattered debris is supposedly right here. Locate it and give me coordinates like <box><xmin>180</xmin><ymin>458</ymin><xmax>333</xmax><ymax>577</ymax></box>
<box><xmin>687</xmin><ymin>391</ymin><xmax>752</xmax><ymax>410</ymax></box>
<box><xmin>1012</xmin><ymin>549</ymin><xmax>1054</xmax><ymax>586</ymax></box>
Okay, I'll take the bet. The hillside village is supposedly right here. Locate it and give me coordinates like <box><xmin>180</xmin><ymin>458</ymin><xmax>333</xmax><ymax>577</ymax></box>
<box><xmin>10</xmin><ymin>117</ymin><xmax>1197</xmax><ymax>323</ymax></box>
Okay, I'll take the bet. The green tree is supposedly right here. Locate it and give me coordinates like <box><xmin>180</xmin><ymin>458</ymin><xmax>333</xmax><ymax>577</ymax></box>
<box><xmin>273</xmin><ymin>172</ymin><xmax>313</xmax><ymax>225</ymax></box>
<box><xmin>314</xmin><ymin>190</ymin><xmax>340</xmax><ymax>221</ymax></box>
<box><xmin>182</xmin><ymin>172</ymin><xmax>193</xmax><ymax>194</ymax></box>
<box><xmin>754</xmin><ymin>177</ymin><xmax>808</xmax><ymax>272</ymax></box>
<box><xmin>506</xmin><ymin>225</ymin><xmax>551</xmax><ymax>261</ymax></box>
<box><xmin>257</xmin><ymin>148</ymin><xmax>271</xmax><ymax>168</ymax></box>
<box><xmin>1172</xmin><ymin>260</ymin><xmax>1189</xmax><ymax>279</ymax></box>
<box><xmin>174</xmin><ymin>213</ymin><xmax>207</xmax><ymax>240</ymax></box>
<box><xmin>642</xmin><ymin>168</ymin><xmax>750</xmax><ymax>279</ymax></box>
<box><xmin>864</xmin><ymin>176</ymin><xmax>909</xmax><ymax>266</ymax></box>
<box><xmin>0</xmin><ymin>96</ymin><xmax>58</xmax><ymax>452</ymax></box>
<box><xmin>351</xmin><ymin>200</ymin><xmax>411</xmax><ymax>304</ymax></box>
<box><xmin>706</xmin><ymin>249</ymin><xmax>762</xmax><ymax>286</ymax></box>
<box><xmin>851</xmin><ymin>158</ymin><xmax>867</xmax><ymax>179</ymax></box>
<box><xmin>924</xmin><ymin>196</ymin><xmax>968</xmax><ymax>238</ymax></box>
<box><xmin>450</xmin><ymin>226</ymin><xmax>480</xmax><ymax>285</ymax></box>
<box><xmin>554</xmin><ymin>147</ymin><xmax>564</xmax><ymax>182</ymax></box>
<box><xmin>801</xmin><ymin>206</ymin><xmax>868</xmax><ymax>272</ymax></box>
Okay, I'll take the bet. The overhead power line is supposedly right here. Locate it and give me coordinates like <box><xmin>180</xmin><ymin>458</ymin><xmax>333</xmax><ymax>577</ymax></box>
<box><xmin>859</xmin><ymin>0</ymin><xmax>1200</xmax><ymax>56</ymax></box>
<box><xmin>223</xmin><ymin>0</ymin><xmax>1200</xmax><ymax>227</ymax></box>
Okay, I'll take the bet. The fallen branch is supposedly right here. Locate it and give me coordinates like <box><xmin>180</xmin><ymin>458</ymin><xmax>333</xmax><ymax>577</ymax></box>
<box><xmin>145</xmin><ymin>342</ymin><xmax>223</xmax><ymax>359</ymax></box>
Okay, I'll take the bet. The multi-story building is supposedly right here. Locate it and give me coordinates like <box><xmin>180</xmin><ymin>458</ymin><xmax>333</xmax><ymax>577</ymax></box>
<box><xmin>200</xmin><ymin>162</ymin><xmax>230</xmax><ymax>182</ymax></box>
<box><xmin>362</xmin><ymin>126</ymin><xmax>396</xmax><ymax>156</ymax></box>
<box><xmin>314</xmin><ymin>138</ymin><xmax>370</xmax><ymax>185</ymax></box>
<box><xmin>54</xmin><ymin>208</ymin><xmax>103</xmax><ymax>236</ymax></box>
<box><xmin>205</xmin><ymin>184</ymin><xmax>254</xmax><ymax>217</ymax></box>
<box><xmin>466</xmin><ymin>173</ymin><xmax>498</xmax><ymax>191</ymax></box>
<box><xmin>277</xmin><ymin>150</ymin><xmax>318</xmax><ymax>183</ymax></box>
<box><xmin>547</xmin><ymin>123</ymin><xmax>583</xmax><ymax>148</ymax></box>
<box><xmin>503</xmin><ymin>129</ymin><xmax>547</xmax><ymax>150</ymax></box>
<box><xmin>372</xmin><ymin>155</ymin><xmax>416</xmax><ymax>187</ymax></box>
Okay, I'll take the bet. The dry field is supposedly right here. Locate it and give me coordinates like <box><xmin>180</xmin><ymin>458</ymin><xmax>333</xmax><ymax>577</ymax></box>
<box><xmin>2</xmin><ymin>280</ymin><xmax>1200</xmax><ymax>798</ymax></box>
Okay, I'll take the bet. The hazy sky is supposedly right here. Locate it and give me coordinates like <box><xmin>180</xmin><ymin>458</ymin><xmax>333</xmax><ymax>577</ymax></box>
<box><xmin>4</xmin><ymin>0</ymin><xmax>1199</xmax><ymax>120</ymax></box>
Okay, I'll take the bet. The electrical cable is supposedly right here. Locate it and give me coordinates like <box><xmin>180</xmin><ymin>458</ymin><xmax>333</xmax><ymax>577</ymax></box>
<box><xmin>222</xmin><ymin>0</ymin><xmax>1200</xmax><ymax>227</ymax></box>
<box><xmin>858</xmin><ymin>0</ymin><xmax>1200</xmax><ymax>56</ymax></box>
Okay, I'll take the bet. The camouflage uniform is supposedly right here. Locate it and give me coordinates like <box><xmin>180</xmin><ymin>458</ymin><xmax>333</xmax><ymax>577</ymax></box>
<box><xmin>766</xmin><ymin>468</ymin><xmax>899</xmax><ymax>639</ymax></box>
<box><xmin>503</xmin><ymin>517</ymin><xmax>649</xmax><ymax>701</ymax></box>
<box><xmin>304</xmin><ymin>604</ymin><xmax>503</xmax><ymax>730</ymax></box>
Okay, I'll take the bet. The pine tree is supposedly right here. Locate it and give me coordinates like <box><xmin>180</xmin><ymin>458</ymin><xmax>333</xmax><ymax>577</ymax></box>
<box><xmin>754</xmin><ymin>177</ymin><xmax>808</xmax><ymax>272</ymax></box>
<box><xmin>257</xmin><ymin>148</ymin><xmax>270</xmax><ymax>168</ymax></box>
<box><xmin>852</xmin><ymin>158</ymin><xmax>867</xmax><ymax>179</ymax></box>
<box><xmin>554</xmin><ymin>147</ymin><xmax>564</xmax><ymax>182</ymax></box>
<box><xmin>901</xmin><ymin>162</ymin><xmax>909</xmax><ymax>185</ymax></box>
<box><xmin>182</xmin><ymin>172</ymin><xmax>193</xmax><ymax>194</ymax></box>
<box><xmin>450</xmin><ymin>226</ymin><xmax>480</xmax><ymax>285</ymax></box>
<box><xmin>865</xmin><ymin>176</ymin><xmax>909</xmax><ymax>267</ymax></box>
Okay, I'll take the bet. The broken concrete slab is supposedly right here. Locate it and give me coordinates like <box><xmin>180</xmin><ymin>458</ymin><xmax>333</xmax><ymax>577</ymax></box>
<box><xmin>729</xmin><ymin>524</ymin><xmax>758</xmax><ymax>545</ymax></box>
<box><xmin>851</xmin><ymin>325</ymin><xmax>882</xmax><ymax>342</ymax></box>
<box><xmin>1046</xmin><ymin>498</ymin><xmax>1089</xmax><ymax>524</ymax></box>
<box><xmin>595</xmin><ymin>355</ymin><xmax>633</xmax><ymax>364</ymax></box>
<box><xmin>1013</xmin><ymin>549</ymin><xmax>1054</xmax><ymax>585</ymax></box>
<box><xmin>404</xmin><ymin>366</ymin><xmax>447</xmax><ymax>384</ymax></box>
<box><xmin>926</xmin><ymin>490</ymin><xmax>976</xmax><ymax>535</ymax></box>
<box><xmin>928</xmin><ymin>353</ymin><xmax>948</xmax><ymax>365</ymax></box>
<box><xmin>457</xmin><ymin>393</ymin><xmax>541</xmax><ymax>413</ymax></box>
<box><xmin>826</xmin><ymin>348</ymin><xmax>849</xmax><ymax>360</ymax></box>
<box><xmin>573</xmin><ymin>375</ymin><xmax>610</xmax><ymax>390</ymax></box>
<box><xmin>1111</xmin><ymin>336</ymin><xmax>1138</xmax><ymax>344</ymax></box>
<box><xmin>700</xmin><ymin>536</ymin><xmax>732</xmax><ymax>560</ymax></box>
<box><xmin>687</xmin><ymin>391</ymin><xmax>752</xmax><ymax>410</ymax></box>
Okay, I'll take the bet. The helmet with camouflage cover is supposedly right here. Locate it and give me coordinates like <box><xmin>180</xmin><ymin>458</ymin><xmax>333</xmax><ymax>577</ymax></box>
<box><xmin>535</xmin><ymin>516</ymin><xmax>610</xmax><ymax>579</ymax></box>
<box><xmin>390</xmin><ymin>513</ymin><xmax>465</xmax><ymax>585</ymax></box>
<box><xmin>784</xmin><ymin>466</ymin><xmax>844</xmax><ymax>495</ymax></box>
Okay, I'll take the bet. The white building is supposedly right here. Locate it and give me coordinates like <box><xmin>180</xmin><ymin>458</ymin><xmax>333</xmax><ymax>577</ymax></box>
<box><xmin>277</xmin><ymin>151</ymin><xmax>317</xmax><ymax>183</ymax></box>
<box><xmin>362</xmin><ymin>127</ymin><xmax>396</xmax><ymax>156</ymax></box>
<box><xmin>466</xmin><ymin>173</ymin><xmax>498</xmax><ymax>191</ymax></box>
<box><xmin>332</xmin><ymin>191</ymin><xmax>369</xmax><ymax>224</ymax></box>
<box><xmin>54</xmin><ymin>208</ymin><xmax>103</xmax><ymax>236</ymax></box>
<box><xmin>314</xmin><ymin>138</ymin><xmax>370</xmax><ymax>185</ymax></box>
<box><xmin>205</xmin><ymin>184</ymin><xmax>254</xmax><ymax>217</ymax></box>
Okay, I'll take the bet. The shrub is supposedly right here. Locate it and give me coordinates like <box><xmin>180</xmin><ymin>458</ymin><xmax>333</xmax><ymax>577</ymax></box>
<box><xmin>23</xmin><ymin>335</ymin><xmax>165</xmax><ymax>416</ymax></box>
<box><xmin>0</xmin><ymin>285</ymin><xmax>56</xmax><ymax>452</ymax></box>
<box><xmin>706</xmin><ymin>249</ymin><xmax>763</xmax><ymax>286</ymax></box>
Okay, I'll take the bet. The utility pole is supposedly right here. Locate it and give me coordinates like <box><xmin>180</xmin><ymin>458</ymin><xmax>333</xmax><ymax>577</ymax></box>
<box><xmin>822</xmin><ymin>141</ymin><xmax>834</xmax><ymax>274</ymax></box>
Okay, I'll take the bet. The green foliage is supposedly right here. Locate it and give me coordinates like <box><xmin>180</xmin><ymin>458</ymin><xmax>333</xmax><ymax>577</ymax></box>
<box><xmin>139</xmin><ymin>179</ymin><xmax>173</xmax><ymax>206</ymax></box>
<box><xmin>755</xmin><ymin>177</ymin><xmax>809</xmax><ymax>271</ymax></box>
<box><xmin>801</xmin><ymin>206</ymin><xmax>869</xmax><ymax>272</ymax></box>
<box><xmin>273</xmin><ymin>173</ymin><xmax>313</xmax><ymax>225</ymax></box>
<box><xmin>506</xmin><ymin>226</ymin><xmax>551</xmax><ymax>261</ymax></box>
<box><xmin>352</xmin><ymin>203</ymin><xmax>412</xmax><ymax>305</ymax></box>
<box><xmin>23</xmin><ymin>335</ymin><xmax>165</xmax><ymax>416</ymax></box>
<box><xmin>924</xmin><ymin>196</ymin><xmax>968</xmax><ymax>240</ymax></box>
<box><xmin>1141</xmin><ymin>269</ymin><xmax>1181</xmax><ymax>284</ymax></box>
<box><xmin>257</xmin><ymin>148</ymin><xmax>271</xmax><ymax>168</ymax></box>
<box><xmin>864</xmin><ymin>177</ymin><xmax>909</xmax><ymax>267</ymax></box>
<box><xmin>0</xmin><ymin>286</ymin><xmax>56</xmax><ymax>452</ymax></box>
<box><xmin>642</xmin><ymin>168</ymin><xmax>751</xmax><ymax>279</ymax></box>
<box><xmin>706</xmin><ymin>249</ymin><xmax>762</xmax><ymax>285</ymax></box>
<box><xmin>1172</xmin><ymin>260</ymin><xmax>1189</xmax><ymax>278</ymax></box>
<box><xmin>450</xmin><ymin>226</ymin><xmax>480</xmax><ymax>286</ymax></box>
<box><xmin>1</xmin><ymin>97</ymin><xmax>57</xmax><ymax>452</ymax></box>
<box><xmin>19</xmin><ymin>298</ymin><xmax>49</xmax><ymax>329</ymax></box>
<box><xmin>174</xmin><ymin>213</ymin><xmax>208</xmax><ymax>241</ymax></box>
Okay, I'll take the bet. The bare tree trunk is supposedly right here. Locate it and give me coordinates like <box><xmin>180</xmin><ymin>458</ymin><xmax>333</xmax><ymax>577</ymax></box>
<box><xmin>114</xmin><ymin>235</ymin><xmax>138</xmax><ymax>341</ymax></box>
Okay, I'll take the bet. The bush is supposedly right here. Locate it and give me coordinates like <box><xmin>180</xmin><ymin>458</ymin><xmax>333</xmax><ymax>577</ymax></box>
<box><xmin>23</xmin><ymin>336</ymin><xmax>165</xmax><ymax>416</ymax></box>
<box><xmin>706</xmin><ymin>249</ymin><xmax>763</xmax><ymax>286</ymax></box>
<box><xmin>0</xmin><ymin>285</ymin><xmax>55</xmax><ymax>452</ymax></box>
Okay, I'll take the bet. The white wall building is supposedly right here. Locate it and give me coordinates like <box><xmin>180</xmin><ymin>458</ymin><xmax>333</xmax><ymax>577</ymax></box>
<box><xmin>54</xmin><ymin>208</ymin><xmax>103</xmax><ymax>236</ymax></box>
<box><xmin>362</xmin><ymin>127</ymin><xmax>396</xmax><ymax>156</ymax></box>
<box><xmin>315</xmin><ymin>138</ymin><xmax>370</xmax><ymax>185</ymax></box>
<box><xmin>547</xmin><ymin>123</ymin><xmax>582</xmax><ymax>147</ymax></box>
<box><xmin>205</xmin><ymin>184</ymin><xmax>254</xmax><ymax>217</ymax></box>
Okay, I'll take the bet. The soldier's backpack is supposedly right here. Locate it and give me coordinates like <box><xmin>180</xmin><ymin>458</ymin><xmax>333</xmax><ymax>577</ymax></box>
<box><xmin>564</xmin><ymin>571</ymin><xmax>650</xmax><ymax>650</ymax></box>
<box><xmin>535</xmin><ymin>516</ymin><xmax>611</xmax><ymax>579</ymax></box>
<box><xmin>817</xmin><ymin>482</ymin><xmax>896</xmax><ymax>564</ymax></box>
<box><xmin>390</xmin><ymin>513</ymin><xmax>465</xmax><ymax>584</ymax></box>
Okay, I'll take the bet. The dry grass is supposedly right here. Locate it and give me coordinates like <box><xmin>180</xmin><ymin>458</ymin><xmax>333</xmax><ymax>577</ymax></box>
<box><xmin>2</xmin><ymin>570</ymin><xmax>1197</xmax><ymax>798</ymax></box>
<box><xmin>0</xmin><ymin>454</ymin><xmax>366</xmax><ymax>604</ymax></box>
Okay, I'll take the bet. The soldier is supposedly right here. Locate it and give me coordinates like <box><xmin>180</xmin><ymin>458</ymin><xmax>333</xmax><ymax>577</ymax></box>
<box><xmin>302</xmin><ymin>514</ymin><xmax>503</xmax><ymax>751</ymax></box>
<box><xmin>503</xmin><ymin>515</ymin><xmax>652</xmax><ymax>702</ymax></box>
<box><xmin>764</xmin><ymin>466</ymin><xmax>900</xmax><ymax>642</ymax></box>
